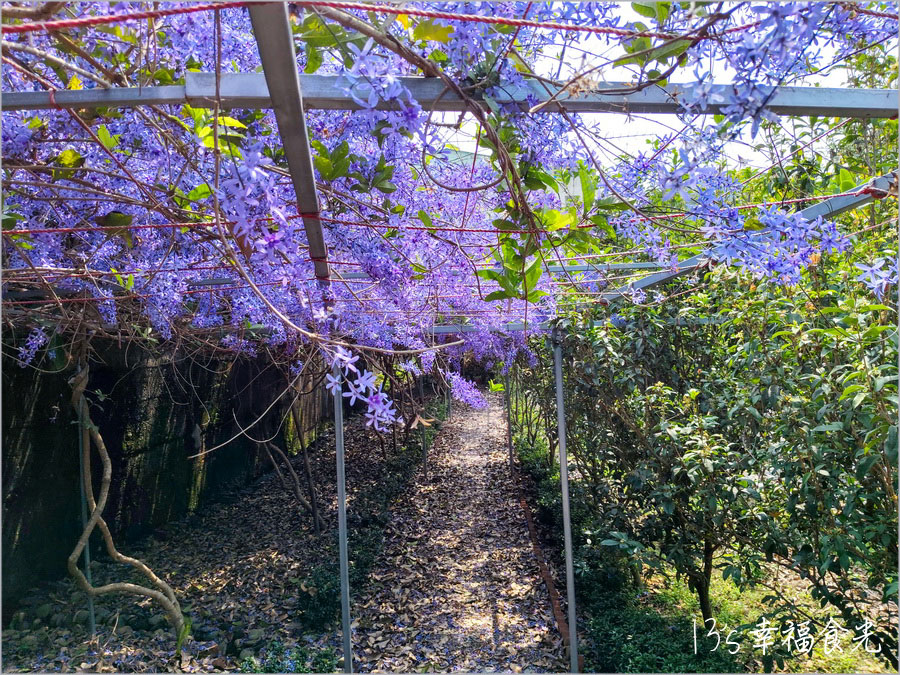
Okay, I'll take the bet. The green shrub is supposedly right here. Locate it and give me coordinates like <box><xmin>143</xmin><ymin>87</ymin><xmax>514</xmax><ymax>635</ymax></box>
<box><xmin>239</xmin><ymin>641</ymin><xmax>339</xmax><ymax>673</ymax></box>
<box><xmin>296</xmin><ymin>564</ymin><xmax>341</xmax><ymax>631</ymax></box>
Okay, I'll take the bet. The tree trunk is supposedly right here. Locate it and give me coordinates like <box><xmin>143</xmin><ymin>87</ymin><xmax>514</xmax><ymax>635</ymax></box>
<box><xmin>692</xmin><ymin>540</ymin><xmax>716</xmax><ymax>622</ymax></box>
<box><xmin>265</xmin><ymin>441</ymin><xmax>326</xmax><ymax>532</ymax></box>
<box><xmin>630</xmin><ymin>561</ymin><xmax>642</xmax><ymax>589</ymax></box>
<box><xmin>290</xmin><ymin>399</ymin><xmax>321</xmax><ymax>533</ymax></box>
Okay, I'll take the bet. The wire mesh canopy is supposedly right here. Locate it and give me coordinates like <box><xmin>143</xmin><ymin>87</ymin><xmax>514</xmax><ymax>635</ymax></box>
<box><xmin>3</xmin><ymin>1</ymin><xmax>898</xmax><ymax>349</ymax></box>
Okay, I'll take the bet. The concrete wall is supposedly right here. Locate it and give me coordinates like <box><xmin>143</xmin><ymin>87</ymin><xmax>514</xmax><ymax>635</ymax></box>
<box><xmin>2</xmin><ymin>345</ymin><xmax>327</xmax><ymax>618</ymax></box>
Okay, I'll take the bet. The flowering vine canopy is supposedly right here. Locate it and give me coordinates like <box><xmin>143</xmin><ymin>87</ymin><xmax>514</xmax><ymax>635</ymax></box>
<box><xmin>2</xmin><ymin>1</ymin><xmax>897</xmax><ymax>423</ymax></box>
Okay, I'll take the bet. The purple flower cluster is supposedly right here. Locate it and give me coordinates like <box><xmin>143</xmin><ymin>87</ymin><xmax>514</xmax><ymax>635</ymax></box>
<box><xmin>17</xmin><ymin>328</ymin><xmax>47</xmax><ymax>367</ymax></box>
<box><xmin>709</xmin><ymin>208</ymin><xmax>848</xmax><ymax>284</ymax></box>
<box><xmin>856</xmin><ymin>258</ymin><xmax>899</xmax><ymax>299</ymax></box>
<box><xmin>1</xmin><ymin>1</ymin><xmax>894</xmax><ymax>394</ymax></box>
<box><xmin>326</xmin><ymin>348</ymin><xmax>398</xmax><ymax>432</ymax></box>
<box><xmin>445</xmin><ymin>370</ymin><xmax>487</xmax><ymax>409</ymax></box>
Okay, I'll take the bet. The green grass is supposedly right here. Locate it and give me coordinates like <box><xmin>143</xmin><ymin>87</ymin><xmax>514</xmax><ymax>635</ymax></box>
<box><xmin>640</xmin><ymin>569</ymin><xmax>892</xmax><ymax>674</ymax></box>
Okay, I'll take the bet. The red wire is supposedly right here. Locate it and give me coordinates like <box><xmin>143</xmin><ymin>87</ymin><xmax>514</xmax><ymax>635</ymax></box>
<box><xmin>3</xmin><ymin>220</ymin><xmax>219</xmax><ymax>236</ymax></box>
<box><xmin>1</xmin><ymin>2</ymin><xmax>251</xmax><ymax>35</ymax></box>
<box><xmin>0</xmin><ymin>0</ymin><xmax>770</xmax><ymax>39</ymax></box>
<box><xmin>2</xmin><ymin>278</ymin><xmax>288</xmax><ymax>306</ymax></box>
<box><xmin>3</xmin><ymin>189</ymin><xmax>877</xmax><ymax>238</ymax></box>
<box><xmin>291</xmin><ymin>0</ymin><xmax>762</xmax><ymax>39</ymax></box>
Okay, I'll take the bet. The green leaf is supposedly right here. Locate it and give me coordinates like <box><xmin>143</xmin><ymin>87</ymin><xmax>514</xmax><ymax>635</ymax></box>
<box><xmin>856</xmin><ymin>455</ymin><xmax>879</xmax><ymax>481</ymax></box>
<box><xmin>187</xmin><ymin>183</ymin><xmax>212</xmax><ymax>202</ymax></box>
<box><xmin>417</xmin><ymin>210</ymin><xmax>433</xmax><ymax>229</ymax></box>
<box><xmin>53</xmin><ymin>148</ymin><xmax>85</xmax><ymax>179</ymax></box>
<box><xmin>542</xmin><ymin>208</ymin><xmax>575</xmax><ymax>231</ymax></box>
<box><xmin>96</xmin><ymin>125</ymin><xmax>120</xmax><ymax>150</ymax></box>
<box><xmin>304</xmin><ymin>46</ymin><xmax>323</xmax><ymax>73</ymax></box>
<box><xmin>647</xmin><ymin>38</ymin><xmax>691</xmax><ymax>64</ymax></box>
<box><xmin>94</xmin><ymin>211</ymin><xmax>134</xmax><ymax>248</ymax></box>
<box><xmin>632</xmin><ymin>2</ymin><xmax>659</xmax><ymax>19</ymax></box>
<box><xmin>839</xmin><ymin>168</ymin><xmax>857</xmax><ymax>193</ymax></box>
<box><xmin>579</xmin><ymin>166</ymin><xmax>596</xmax><ymax>212</ymax></box>
<box><xmin>885</xmin><ymin>426</ymin><xmax>898</xmax><ymax>465</ymax></box>
<box><xmin>94</xmin><ymin>211</ymin><xmax>133</xmax><ymax>228</ymax></box>
<box><xmin>839</xmin><ymin>384</ymin><xmax>866</xmax><ymax>400</ymax></box>
<box><xmin>811</xmin><ymin>422</ymin><xmax>843</xmax><ymax>432</ymax></box>
<box><xmin>413</xmin><ymin>19</ymin><xmax>453</xmax><ymax>43</ymax></box>
<box><xmin>476</xmin><ymin>269</ymin><xmax>504</xmax><ymax>284</ymax></box>
<box><xmin>523</xmin><ymin>257</ymin><xmax>542</xmax><ymax>292</ymax></box>
<box><xmin>484</xmin><ymin>290</ymin><xmax>512</xmax><ymax>302</ymax></box>
<box><xmin>175</xmin><ymin>616</ymin><xmax>192</xmax><ymax>656</ymax></box>
<box><xmin>218</xmin><ymin>116</ymin><xmax>247</xmax><ymax>129</ymax></box>
<box><xmin>152</xmin><ymin>68</ymin><xmax>175</xmax><ymax>85</ymax></box>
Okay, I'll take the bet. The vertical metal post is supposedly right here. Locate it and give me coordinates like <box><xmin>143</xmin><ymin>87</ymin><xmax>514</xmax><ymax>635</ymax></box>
<box><xmin>552</xmin><ymin>328</ymin><xmax>579</xmax><ymax>673</ymax></box>
<box><xmin>418</xmin><ymin>376</ymin><xmax>427</xmax><ymax>478</ymax></box>
<box><xmin>505</xmin><ymin>371</ymin><xmax>514</xmax><ymax>471</ymax></box>
<box><xmin>514</xmin><ymin>366</ymin><xmax>519</xmax><ymax>418</ymax></box>
<box><xmin>76</xmin><ymin>393</ymin><xmax>96</xmax><ymax>637</ymax></box>
<box><xmin>332</xmin><ymin>365</ymin><xmax>353</xmax><ymax>673</ymax></box>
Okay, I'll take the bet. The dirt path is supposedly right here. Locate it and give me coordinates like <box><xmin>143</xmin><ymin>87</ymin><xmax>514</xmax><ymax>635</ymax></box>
<box><xmin>352</xmin><ymin>393</ymin><xmax>565</xmax><ymax>673</ymax></box>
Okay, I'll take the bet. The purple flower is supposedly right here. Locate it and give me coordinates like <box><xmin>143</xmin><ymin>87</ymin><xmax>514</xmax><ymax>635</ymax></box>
<box><xmin>325</xmin><ymin>373</ymin><xmax>342</xmax><ymax>396</ymax></box>
<box><xmin>855</xmin><ymin>259</ymin><xmax>896</xmax><ymax>299</ymax></box>
<box><xmin>355</xmin><ymin>369</ymin><xmax>377</xmax><ymax>392</ymax></box>
<box><xmin>332</xmin><ymin>346</ymin><xmax>359</xmax><ymax>374</ymax></box>
<box><xmin>343</xmin><ymin>381</ymin><xmax>365</xmax><ymax>406</ymax></box>
<box><xmin>17</xmin><ymin>328</ymin><xmax>47</xmax><ymax>367</ymax></box>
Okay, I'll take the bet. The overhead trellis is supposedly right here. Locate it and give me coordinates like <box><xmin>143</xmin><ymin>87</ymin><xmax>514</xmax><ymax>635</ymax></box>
<box><xmin>2</xmin><ymin>1</ymin><xmax>898</xmax><ymax>672</ymax></box>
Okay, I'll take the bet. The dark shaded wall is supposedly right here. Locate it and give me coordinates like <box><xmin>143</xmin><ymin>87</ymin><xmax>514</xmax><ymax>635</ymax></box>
<box><xmin>2</xmin><ymin>346</ymin><xmax>327</xmax><ymax>618</ymax></box>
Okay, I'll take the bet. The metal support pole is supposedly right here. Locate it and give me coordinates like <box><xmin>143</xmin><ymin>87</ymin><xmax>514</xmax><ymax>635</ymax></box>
<box><xmin>505</xmin><ymin>372</ymin><xmax>514</xmax><ymax>472</ymax></box>
<box><xmin>552</xmin><ymin>328</ymin><xmax>579</xmax><ymax>673</ymax></box>
<box><xmin>418</xmin><ymin>377</ymin><xmax>427</xmax><ymax>478</ymax></box>
<box><xmin>513</xmin><ymin>366</ymin><xmax>519</xmax><ymax>418</ymax></box>
<box><xmin>76</xmin><ymin>392</ymin><xmax>96</xmax><ymax>637</ymax></box>
<box><xmin>332</xmin><ymin>365</ymin><xmax>353</xmax><ymax>673</ymax></box>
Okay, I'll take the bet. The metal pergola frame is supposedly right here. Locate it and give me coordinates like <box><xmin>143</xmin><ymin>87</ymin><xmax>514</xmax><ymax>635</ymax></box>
<box><xmin>4</xmin><ymin>72</ymin><xmax>897</xmax><ymax>118</ymax></box>
<box><xmin>6</xmin><ymin>5</ymin><xmax>897</xmax><ymax>670</ymax></box>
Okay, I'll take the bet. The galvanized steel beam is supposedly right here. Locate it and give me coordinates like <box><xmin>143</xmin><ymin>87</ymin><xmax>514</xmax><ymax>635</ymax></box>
<box><xmin>600</xmin><ymin>172</ymin><xmax>899</xmax><ymax>303</ymax></box>
<box><xmin>4</xmin><ymin>74</ymin><xmax>896</xmax><ymax>118</ymax></box>
<box><xmin>248</xmin><ymin>5</ymin><xmax>330</xmax><ymax>282</ymax></box>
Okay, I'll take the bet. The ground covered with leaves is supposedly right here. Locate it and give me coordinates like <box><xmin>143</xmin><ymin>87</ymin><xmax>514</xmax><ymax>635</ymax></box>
<box><xmin>351</xmin><ymin>393</ymin><xmax>565</xmax><ymax>673</ymax></box>
<box><xmin>3</xmin><ymin>394</ymin><xmax>565</xmax><ymax>673</ymax></box>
